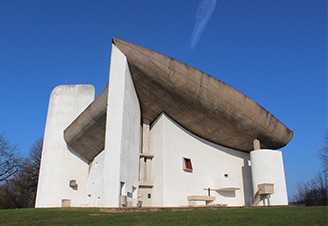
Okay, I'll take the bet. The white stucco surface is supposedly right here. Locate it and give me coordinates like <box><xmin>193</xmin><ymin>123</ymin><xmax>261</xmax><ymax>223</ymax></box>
<box><xmin>82</xmin><ymin>151</ymin><xmax>105</xmax><ymax>206</ymax></box>
<box><xmin>35</xmin><ymin>85</ymin><xmax>95</xmax><ymax>207</ymax></box>
<box><xmin>150</xmin><ymin>113</ymin><xmax>253</xmax><ymax>207</ymax></box>
<box><xmin>102</xmin><ymin>44</ymin><xmax>141</xmax><ymax>207</ymax></box>
<box><xmin>250</xmin><ymin>149</ymin><xmax>288</xmax><ymax>206</ymax></box>
<box><xmin>35</xmin><ymin>42</ymin><xmax>290</xmax><ymax>209</ymax></box>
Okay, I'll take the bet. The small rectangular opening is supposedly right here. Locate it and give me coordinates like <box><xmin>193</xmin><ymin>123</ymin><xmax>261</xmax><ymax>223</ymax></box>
<box><xmin>120</xmin><ymin>181</ymin><xmax>125</xmax><ymax>196</ymax></box>
<box><xmin>61</xmin><ymin>199</ymin><xmax>71</xmax><ymax>207</ymax></box>
<box><xmin>183</xmin><ymin>158</ymin><xmax>193</xmax><ymax>172</ymax></box>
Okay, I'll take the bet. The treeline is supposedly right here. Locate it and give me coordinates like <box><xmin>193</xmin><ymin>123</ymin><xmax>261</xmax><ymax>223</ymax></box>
<box><xmin>292</xmin><ymin>132</ymin><xmax>328</xmax><ymax>206</ymax></box>
<box><xmin>0</xmin><ymin>134</ymin><xmax>42</xmax><ymax>209</ymax></box>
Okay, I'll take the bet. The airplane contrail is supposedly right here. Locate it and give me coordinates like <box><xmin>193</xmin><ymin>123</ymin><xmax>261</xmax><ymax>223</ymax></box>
<box><xmin>190</xmin><ymin>0</ymin><xmax>217</xmax><ymax>49</ymax></box>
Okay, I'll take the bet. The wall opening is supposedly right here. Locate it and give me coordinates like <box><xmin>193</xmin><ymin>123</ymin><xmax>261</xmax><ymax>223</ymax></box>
<box><xmin>183</xmin><ymin>158</ymin><xmax>193</xmax><ymax>172</ymax></box>
<box><xmin>62</xmin><ymin>199</ymin><xmax>71</xmax><ymax>207</ymax></box>
<box><xmin>132</xmin><ymin>186</ymin><xmax>137</xmax><ymax>199</ymax></box>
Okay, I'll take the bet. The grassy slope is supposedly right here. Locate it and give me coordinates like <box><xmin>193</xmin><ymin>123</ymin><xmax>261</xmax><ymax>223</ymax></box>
<box><xmin>0</xmin><ymin>206</ymin><xmax>327</xmax><ymax>226</ymax></box>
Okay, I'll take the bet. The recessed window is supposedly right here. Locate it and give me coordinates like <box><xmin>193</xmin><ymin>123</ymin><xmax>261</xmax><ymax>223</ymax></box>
<box><xmin>183</xmin><ymin>158</ymin><xmax>193</xmax><ymax>172</ymax></box>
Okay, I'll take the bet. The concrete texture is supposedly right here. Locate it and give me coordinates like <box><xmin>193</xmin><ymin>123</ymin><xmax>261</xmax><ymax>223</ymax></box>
<box><xmin>112</xmin><ymin>37</ymin><xmax>293</xmax><ymax>152</ymax></box>
<box><xmin>64</xmin><ymin>84</ymin><xmax>108</xmax><ymax>162</ymax></box>
<box><xmin>59</xmin><ymin>37</ymin><xmax>293</xmax><ymax>162</ymax></box>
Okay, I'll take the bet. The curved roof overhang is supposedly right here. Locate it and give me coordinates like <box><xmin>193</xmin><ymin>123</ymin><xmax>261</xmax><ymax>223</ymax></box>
<box><xmin>112</xmin><ymin>37</ymin><xmax>293</xmax><ymax>152</ymax></box>
<box><xmin>64</xmin><ymin>84</ymin><xmax>108</xmax><ymax>161</ymax></box>
<box><xmin>64</xmin><ymin>37</ymin><xmax>293</xmax><ymax>162</ymax></box>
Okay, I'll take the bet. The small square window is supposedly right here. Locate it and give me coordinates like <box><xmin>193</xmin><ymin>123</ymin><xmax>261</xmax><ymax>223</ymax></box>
<box><xmin>183</xmin><ymin>158</ymin><xmax>193</xmax><ymax>172</ymax></box>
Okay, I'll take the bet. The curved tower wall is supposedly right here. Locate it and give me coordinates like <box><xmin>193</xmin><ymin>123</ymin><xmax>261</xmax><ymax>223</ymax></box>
<box><xmin>250</xmin><ymin>149</ymin><xmax>288</xmax><ymax>206</ymax></box>
<box><xmin>35</xmin><ymin>85</ymin><xmax>95</xmax><ymax>207</ymax></box>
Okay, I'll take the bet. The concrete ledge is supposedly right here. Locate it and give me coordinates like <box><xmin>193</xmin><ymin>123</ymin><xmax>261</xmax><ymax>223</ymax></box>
<box><xmin>187</xmin><ymin>195</ymin><xmax>216</xmax><ymax>206</ymax></box>
<box><xmin>139</xmin><ymin>182</ymin><xmax>153</xmax><ymax>187</ymax></box>
<box><xmin>187</xmin><ymin>196</ymin><xmax>215</xmax><ymax>201</ymax></box>
<box><xmin>140</xmin><ymin>153</ymin><xmax>154</xmax><ymax>158</ymax></box>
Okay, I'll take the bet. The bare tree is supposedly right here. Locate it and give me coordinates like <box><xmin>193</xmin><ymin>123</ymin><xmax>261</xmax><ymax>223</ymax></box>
<box><xmin>0</xmin><ymin>133</ymin><xmax>21</xmax><ymax>184</ymax></box>
<box><xmin>294</xmin><ymin>173</ymin><xmax>328</xmax><ymax>206</ymax></box>
<box><xmin>319</xmin><ymin>131</ymin><xmax>328</xmax><ymax>174</ymax></box>
<box><xmin>0</xmin><ymin>138</ymin><xmax>43</xmax><ymax>208</ymax></box>
<box><xmin>17</xmin><ymin>138</ymin><xmax>43</xmax><ymax>207</ymax></box>
<box><xmin>292</xmin><ymin>131</ymin><xmax>328</xmax><ymax>206</ymax></box>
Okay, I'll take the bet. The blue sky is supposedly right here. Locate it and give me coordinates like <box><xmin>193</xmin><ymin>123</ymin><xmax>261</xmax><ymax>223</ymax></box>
<box><xmin>0</xmin><ymin>0</ymin><xmax>326</xmax><ymax>198</ymax></box>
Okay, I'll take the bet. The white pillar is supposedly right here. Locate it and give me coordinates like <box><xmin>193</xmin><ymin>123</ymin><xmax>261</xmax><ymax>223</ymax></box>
<box><xmin>142</xmin><ymin>119</ymin><xmax>150</xmax><ymax>154</ymax></box>
<box><xmin>253</xmin><ymin>139</ymin><xmax>261</xmax><ymax>150</ymax></box>
<box><xmin>140</xmin><ymin>119</ymin><xmax>151</xmax><ymax>182</ymax></box>
<box><xmin>250</xmin><ymin>149</ymin><xmax>288</xmax><ymax>206</ymax></box>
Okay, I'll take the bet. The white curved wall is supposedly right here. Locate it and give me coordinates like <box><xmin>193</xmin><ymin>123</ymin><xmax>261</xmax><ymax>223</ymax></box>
<box><xmin>250</xmin><ymin>149</ymin><xmax>288</xmax><ymax>206</ymax></box>
<box><xmin>35</xmin><ymin>85</ymin><xmax>95</xmax><ymax>207</ymax></box>
<box><xmin>150</xmin><ymin>113</ymin><xmax>253</xmax><ymax>207</ymax></box>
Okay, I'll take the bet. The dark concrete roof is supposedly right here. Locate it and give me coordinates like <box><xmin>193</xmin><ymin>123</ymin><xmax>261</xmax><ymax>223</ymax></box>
<box><xmin>113</xmin><ymin>38</ymin><xmax>293</xmax><ymax>151</ymax></box>
<box><xmin>64</xmin><ymin>37</ymin><xmax>293</xmax><ymax>161</ymax></box>
<box><xmin>64</xmin><ymin>84</ymin><xmax>108</xmax><ymax>161</ymax></box>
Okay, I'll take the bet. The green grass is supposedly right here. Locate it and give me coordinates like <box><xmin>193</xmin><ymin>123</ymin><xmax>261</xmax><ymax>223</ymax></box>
<box><xmin>0</xmin><ymin>206</ymin><xmax>327</xmax><ymax>226</ymax></box>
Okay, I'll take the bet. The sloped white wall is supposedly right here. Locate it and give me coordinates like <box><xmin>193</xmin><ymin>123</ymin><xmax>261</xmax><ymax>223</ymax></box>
<box><xmin>82</xmin><ymin>151</ymin><xmax>105</xmax><ymax>206</ymax></box>
<box><xmin>102</xmin><ymin>44</ymin><xmax>141</xmax><ymax>207</ymax></box>
<box><xmin>150</xmin><ymin>113</ymin><xmax>253</xmax><ymax>207</ymax></box>
<box><xmin>35</xmin><ymin>85</ymin><xmax>94</xmax><ymax>207</ymax></box>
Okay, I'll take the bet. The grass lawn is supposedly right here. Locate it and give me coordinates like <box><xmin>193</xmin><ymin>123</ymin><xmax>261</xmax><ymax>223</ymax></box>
<box><xmin>0</xmin><ymin>206</ymin><xmax>327</xmax><ymax>226</ymax></box>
